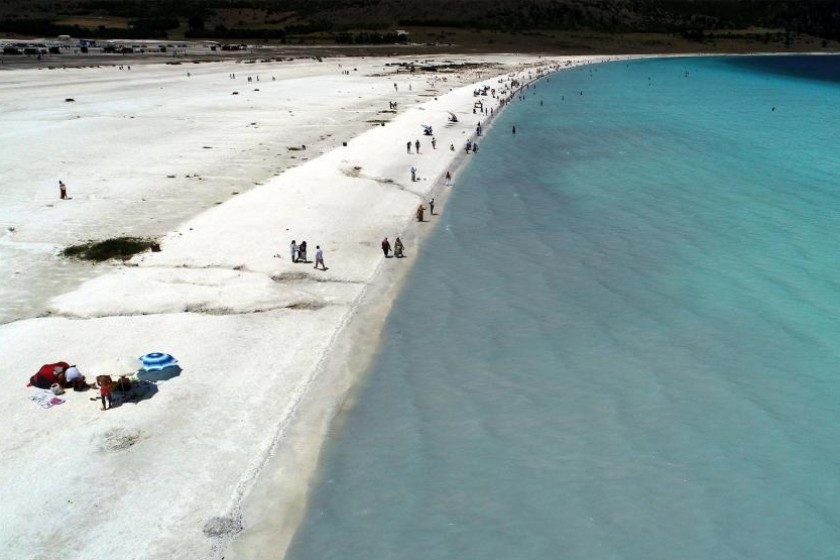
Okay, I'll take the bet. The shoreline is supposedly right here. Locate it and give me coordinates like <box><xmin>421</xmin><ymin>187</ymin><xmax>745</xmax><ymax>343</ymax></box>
<box><xmin>0</xmin><ymin>53</ymin><xmax>627</xmax><ymax>559</ymax></box>
<box><xmin>225</xmin><ymin>56</ymin><xmax>630</xmax><ymax>560</ymax></box>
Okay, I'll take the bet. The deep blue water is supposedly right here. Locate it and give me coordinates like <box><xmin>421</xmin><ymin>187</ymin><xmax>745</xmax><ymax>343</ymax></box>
<box><xmin>725</xmin><ymin>54</ymin><xmax>840</xmax><ymax>84</ymax></box>
<box><xmin>285</xmin><ymin>56</ymin><xmax>840</xmax><ymax>560</ymax></box>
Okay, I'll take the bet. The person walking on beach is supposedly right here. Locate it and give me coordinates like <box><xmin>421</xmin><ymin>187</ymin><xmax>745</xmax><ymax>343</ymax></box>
<box><xmin>314</xmin><ymin>246</ymin><xmax>326</xmax><ymax>270</ymax></box>
<box><xmin>445</xmin><ymin>171</ymin><xmax>452</xmax><ymax>186</ymax></box>
<box><xmin>290</xmin><ymin>240</ymin><xmax>298</xmax><ymax>263</ymax></box>
<box><xmin>58</xmin><ymin>180</ymin><xmax>67</xmax><ymax>200</ymax></box>
<box><xmin>394</xmin><ymin>237</ymin><xmax>405</xmax><ymax>258</ymax></box>
<box><xmin>406</xmin><ymin>141</ymin><xmax>411</xmax><ymax>154</ymax></box>
<box><xmin>431</xmin><ymin>137</ymin><xmax>436</xmax><ymax>149</ymax></box>
<box><xmin>411</xmin><ymin>166</ymin><xmax>417</xmax><ymax>182</ymax></box>
<box><xmin>429</xmin><ymin>198</ymin><xmax>436</xmax><ymax>215</ymax></box>
<box><xmin>381</xmin><ymin>237</ymin><xmax>391</xmax><ymax>257</ymax></box>
<box><xmin>415</xmin><ymin>139</ymin><xmax>421</xmax><ymax>154</ymax></box>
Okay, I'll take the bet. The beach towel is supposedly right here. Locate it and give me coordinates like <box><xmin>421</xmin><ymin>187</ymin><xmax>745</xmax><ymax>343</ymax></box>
<box><xmin>30</xmin><ymin>390</ymin><xmax>65</xmax><ymax>409</ymax></box>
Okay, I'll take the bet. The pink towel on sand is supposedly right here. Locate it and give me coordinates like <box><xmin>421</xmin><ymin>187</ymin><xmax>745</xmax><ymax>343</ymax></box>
<box><xmin>29</xmin><ymin>390</ymin><xmax>65</xmax><ymax>409</ymax></box>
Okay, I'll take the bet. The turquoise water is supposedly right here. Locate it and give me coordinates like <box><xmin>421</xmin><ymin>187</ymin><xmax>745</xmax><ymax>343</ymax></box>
<box><xmin>285</xmin><ymin>57</ymin><xmax>840</xmax><ymax>560</ymax></box>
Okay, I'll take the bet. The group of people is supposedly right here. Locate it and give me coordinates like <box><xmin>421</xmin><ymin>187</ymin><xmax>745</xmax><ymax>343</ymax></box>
<box><xmin>290</xmin><ymin>240</ymin><xmax>326</xmax><ymax>270</ymax></box>
<box><xmin>28</xmin><ymin>361</ymin><xmax>128</xmax><ymax>411</ymax></box>
<box><xmin>381</xmin><ymin>236</ymin><xmax>405</xmax><ymax>258</ymax></box>
<box><xmin>407</xmin><ymin>136</ymin><xmax>440</xmax><ymax>154</ymax></box>
<box><xmin>30</xmin><ymin>362</ymin><xmax>88</xmax><ymax>391</ymax></box>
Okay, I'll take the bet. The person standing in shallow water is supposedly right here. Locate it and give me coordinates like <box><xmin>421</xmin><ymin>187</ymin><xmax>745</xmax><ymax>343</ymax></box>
<box><xmin>512</xmin><ymin>125</ymin><xmax>516</xmax><ymax>135</ymax></box>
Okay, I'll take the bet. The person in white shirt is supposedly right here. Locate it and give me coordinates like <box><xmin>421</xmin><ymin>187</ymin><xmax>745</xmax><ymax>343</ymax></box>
<box><xmin>314</xmin><ymin>246</ymin><xmax>326</xmax><ymax>270</ymax></box>
<box><xmin>290</xmin><ymin>240</ymin><xmax>298</xmax><ymax>263</ymax></box>
<box><xmin>62</xmin><ymin>365</ymin><xmax>90</xmax><ymax>390</ymax></box>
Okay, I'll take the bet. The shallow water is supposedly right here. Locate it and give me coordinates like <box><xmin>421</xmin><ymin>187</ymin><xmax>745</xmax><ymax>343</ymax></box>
<box><xmin>285</xmin><ymin>56</ymin><xmax>840</xmax><ymax>560</ymax></box>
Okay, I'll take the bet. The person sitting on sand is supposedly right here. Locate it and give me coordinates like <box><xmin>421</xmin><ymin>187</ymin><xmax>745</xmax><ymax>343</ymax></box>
<box><xmin>29</xmin><ymin>362</ymin><xmax>69</xmax><ymax>390</ymax></box>
<box><xmin>96</xmin><ymin>375</ymin><xmax>114</xmax><ymax>411</ymax></box>
<box><xmin>61</xmin><ymin>365</ymin><xmax>92</xmax><ymax>391</ymax></box>
<box><xmin>115</xmin><ymin>375</ymin><xmax>132</xmax><ymax>392</ymax></box>
<box><xmin>394</xmin><ymin>237</ymin><xmax>404</xmax><ymax>258</ymax></box>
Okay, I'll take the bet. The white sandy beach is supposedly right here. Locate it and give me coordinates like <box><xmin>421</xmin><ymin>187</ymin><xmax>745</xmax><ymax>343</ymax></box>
<box><xmin>0</xmin><ymin>52</ymin><xmax>621</xmax><ymax>559</ymax></box>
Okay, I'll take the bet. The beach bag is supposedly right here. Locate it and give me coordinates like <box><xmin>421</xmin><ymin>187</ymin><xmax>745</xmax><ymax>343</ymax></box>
<box><xmin>51</xmin><ymin>383</ymin><xmax>65</xmax><ymax>395</ymax></box>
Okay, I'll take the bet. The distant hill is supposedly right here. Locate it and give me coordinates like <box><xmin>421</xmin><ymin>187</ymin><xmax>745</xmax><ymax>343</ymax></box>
<box><xmin>2</xmin><ymin>0</ymin><xmax>839</xmax><ymax>52</ymax></box>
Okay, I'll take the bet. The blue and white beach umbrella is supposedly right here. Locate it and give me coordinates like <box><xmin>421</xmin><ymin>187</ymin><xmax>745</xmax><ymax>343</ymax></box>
<box><xmin>139</xmin><ymin>352</ymin><xmax>178</xmax><ymax>371</ymax></box>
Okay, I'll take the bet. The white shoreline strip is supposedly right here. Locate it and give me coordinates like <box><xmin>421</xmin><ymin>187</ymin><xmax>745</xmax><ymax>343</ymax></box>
<box><xmin>0</xmin><ymin>54</ymin><xmax>636</xmax><ymax>560</ymax></box>
<box><xmin>226</xmin><ymin>55</ymin><xmax>635</xmax><ymax>560</ymax></box>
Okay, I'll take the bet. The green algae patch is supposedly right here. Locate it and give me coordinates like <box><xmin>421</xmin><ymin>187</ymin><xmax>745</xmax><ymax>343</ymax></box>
<box><xmin>62</xmin><ymin>237</ymin><xmax>158</xmax><ymax>262</ymax></box>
